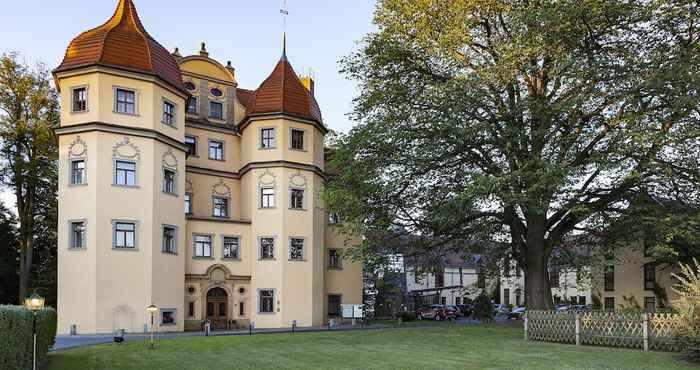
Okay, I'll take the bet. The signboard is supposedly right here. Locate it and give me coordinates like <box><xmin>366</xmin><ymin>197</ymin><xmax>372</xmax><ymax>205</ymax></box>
<box><xmin>341</xmin><ymin>304</ymin><xmax>364</xmax><ymax>318</ymax></box>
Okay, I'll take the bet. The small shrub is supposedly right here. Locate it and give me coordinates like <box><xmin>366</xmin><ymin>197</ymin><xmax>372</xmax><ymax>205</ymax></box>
<box><xmin>671</xmin><ymin>259</ymin><xmax>700</xmax><ymax>364</ymax></box>
<box><xmin>0</xmin><ymin>305</ymin><xmax>57</xmax><ymax>370</ymax></box>
<box><xmin>472</xmin><ymin>293</ymin><xmax>494</xmax><ymax>323</ymax></box>
<box><xmin>397</xmin><ymin>311</ymin><xmax>416</xmax><ymax>322</ymax></box>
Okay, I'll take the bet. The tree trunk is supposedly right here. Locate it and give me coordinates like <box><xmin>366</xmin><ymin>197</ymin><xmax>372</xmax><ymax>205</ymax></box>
<box><xmin>524</xmin><ymin>217</ymin><xmax>553</xmax><ymax>310</ymax></box>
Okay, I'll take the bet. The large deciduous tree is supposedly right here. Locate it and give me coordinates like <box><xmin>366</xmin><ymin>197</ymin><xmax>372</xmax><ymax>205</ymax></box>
<box><xmin>326</xmin><ymin>0</ymin><xmax>700</xmax><ymax>309</ymax></box>
<box><xmin>0</xmin><ymin>53</ymin><xmax>59</xmax><ymax>303</ymax></box>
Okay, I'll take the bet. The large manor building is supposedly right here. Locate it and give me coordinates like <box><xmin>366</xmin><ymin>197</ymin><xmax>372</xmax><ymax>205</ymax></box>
<box><xmin>52</xmin><ymin>0</ymin><xmax>362</xmax><ymax>335</ymax></box>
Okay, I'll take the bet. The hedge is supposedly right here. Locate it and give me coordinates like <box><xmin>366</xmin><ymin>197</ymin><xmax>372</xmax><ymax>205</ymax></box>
<box><xmin>0</xmin><ymin>305</ymin><xmax>57</xmax><ymax>370</ymax></box>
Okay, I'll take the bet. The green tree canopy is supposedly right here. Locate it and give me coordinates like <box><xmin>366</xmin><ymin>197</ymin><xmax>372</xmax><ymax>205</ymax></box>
<box><xmin>327</xmin><ymin>0</ymin><xmax>700</xmax><ymax>309</ymax></box>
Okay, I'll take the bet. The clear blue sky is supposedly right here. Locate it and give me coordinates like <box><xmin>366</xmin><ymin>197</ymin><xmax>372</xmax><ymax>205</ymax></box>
<box><xmin>0</xmin><ymin>0</ymin><xmax>377</xmax><ymax>134</ymax></box>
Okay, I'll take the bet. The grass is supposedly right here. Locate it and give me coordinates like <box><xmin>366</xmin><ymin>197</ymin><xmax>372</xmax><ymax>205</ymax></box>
<box><xmin>49</xmin><ymin>324</ymin><xmax>695</xmax><ymax>370</ymax></box>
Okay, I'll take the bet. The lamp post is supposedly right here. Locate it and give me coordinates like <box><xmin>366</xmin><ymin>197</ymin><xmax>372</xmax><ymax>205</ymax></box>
<box><xmin>146</xmin><ymin>304</ymin><xmax>158</xmax><ymax>349</ymax></box>
<box><xmin>24</xmin><ymin>293</ymin><xmax>45</xmax><ymax>370</ymax></box>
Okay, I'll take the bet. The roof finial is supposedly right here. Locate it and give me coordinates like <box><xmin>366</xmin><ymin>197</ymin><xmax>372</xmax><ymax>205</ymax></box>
<box><xmin>280</xmin><ymin>0</ymin><xmax>289</xmax><ymax>60</ymax></box>
<box><xmin>200</xmin><ymin>42</ymin><xmax>209</xmax><ymax>57</ymax></box>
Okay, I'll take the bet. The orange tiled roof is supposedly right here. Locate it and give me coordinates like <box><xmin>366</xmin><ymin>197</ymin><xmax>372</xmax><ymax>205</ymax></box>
<box><xmin>236</xmin><ymin>88</ymin><xmax>255</xmax><ymax>109</ymax></box>
<box><xmin>54</xmin><ymin>0</ymin><xmax>184</xmax><ymax>93</ymax></box>
<box><xmin>245</xmin><ymin>54</ymin><xmax>323</xmax><ymax>125</ymax></box>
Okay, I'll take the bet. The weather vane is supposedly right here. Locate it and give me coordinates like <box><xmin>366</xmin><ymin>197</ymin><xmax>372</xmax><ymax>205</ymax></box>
<box><xmin>280</xmin><ymin>0</ymin><xmax>289</xmax><ymax>55</ymax></box>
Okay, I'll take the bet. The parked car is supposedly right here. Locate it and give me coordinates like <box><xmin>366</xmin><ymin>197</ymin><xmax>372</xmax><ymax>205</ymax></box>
<box><xmin>555</xmin><ymin>303</ymin><xmax>571</xmax><ymax>311</ymax></box>
<box><xmin>445</xmin><ymin>305</ymin><xmax>464</xmax><ymax>317</ymax></box>
<box><xmin>431</xmin><ymin>305</ymin><xmax>457</xmax><ymax>321</ymax></box>
<box><xmin>457</xmin><ymin>304</ymin><xmax>473</xmax><ymax>317</ymax></box>
<box><xmin>416</xmin><ymin>306</ymin><xmax>438</xmax><ymax>320</ymax></box>
<box><xmin>508</xmin><ymin>306</ymin><xmax>527</xmax><ymax>320</ymax></box>
<box><xmin>572</xmin><ymin>304</ymin><xmax>592</xmax><ymax>311</ymax></box>
<box><xmin>493</xmin><ymin>304</ymin><xmax>510</xmax><ymax>315</ymax></box>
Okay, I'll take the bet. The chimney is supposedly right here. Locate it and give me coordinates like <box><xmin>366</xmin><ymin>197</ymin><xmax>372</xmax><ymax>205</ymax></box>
<box><xmin>199</xmin><ymin>42</ymin><xmax>209</xmax><ymax>57</ymax></box>
<box><xmin>300</xmin><ymin>75</ymin><xmax>315</xmax><ymax>96</ymax></box>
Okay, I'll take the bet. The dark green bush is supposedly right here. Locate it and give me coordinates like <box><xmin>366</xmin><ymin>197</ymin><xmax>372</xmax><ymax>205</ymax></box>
<box><xmin>397</xmin><ymin>311</ymin><xmax>416</xmax><ymax>322</ymax></box>
<box><xmin>0</xmin><ymin>305</ymin><xmax>57</xmax><ymax>370</ymax></box>
<box><xmin>472</xmin><ymin>293</ymin><xmax>494</xmax><ymax>323</ymax></box>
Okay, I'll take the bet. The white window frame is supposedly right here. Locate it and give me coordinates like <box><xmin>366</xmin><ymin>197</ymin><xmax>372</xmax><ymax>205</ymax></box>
<box><xmin>258</xmin><ymin>236</ymin><xmax>276</xmax><ymax>260</ymax></box>
<box><xmin>260</xmin><ymin>127</ymin><xmax>276</xmax><ymax>149</ymax></box>
<box><xmin>69</xmin><ymin>158</ymin><xmax>87</xmax><ymax>186</ymax></box>
<box><xmin>258</xmin><ymin>289</ymin><xmax>276</xmax><ymax>314</ymax></box>
<box><xmin>222</xmin><ymin>235</ymin><xmax>241</xmax><ymax>260</ymax></box>
<box><xmin>162</xmin><ymin>98</ymin><xmax>177</xmax><ymax>127</ymax></box>
<box><xmin>288</xmin><ymin>237</ymin><xmax>306</xmax><ymax>261</ymax></box>
<box><xmin>68</xmin><ymin>219</ymin><xmax>87</xmax><ymax>250</ymax></box>
<box><xmin>289</xmin><ymin>188</ymin><xmax>306</xmax><ymax>210</ymax></box>
<box><xmin>113</xmin><ymin>159</ymin><xmax>138</xmax><ymax>187</ymax></box>
<box><xmin>259</xmin><ymin>187</ymin><xmax>276</xmax><ymax>209</ymax></box>
<box><xmin>112</xmin><ymin>220</ymin><xmax>139</xmax><ymax>250</ymax></box>
<box><xmin>70</xmin><ymin>85</ymin><xmax>89</xmax><ymax>113</ymax></box>
<box><xmin>184</xmin><ymin>192</ymin><xmax>193</xmax><ymax>214</ymax></box>
<box><xmin>208</xmin><ymin>139</ymin><xmax>225</xmax><ymax>161</ymax></box>
<box><xmin>212</xmin><ymin>196</ymin><xmax>230</xmax><ymax>218</ymax></box>
<box><xmin>185</xmin><ymin>135</ymin><xmax>198</xmax><ymax>157</ymax></box>
<box><xmin>193</xmin><ymin>233</ymin><xmax>213</xmax><ymax>258</ymax></box>
<box><xmin>113</xmin><ymin>86</ymin><xmax>139</xmax><ymax>115</ymax></box>
<box><xmin>162</xmin><ymin>224</ymin><xmax>178</xmax><ymax>254</ymax></box>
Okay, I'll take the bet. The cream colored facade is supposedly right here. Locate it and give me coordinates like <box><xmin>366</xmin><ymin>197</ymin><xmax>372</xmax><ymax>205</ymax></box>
<box><xmin>54</xmin><ymin>47</ymin><xmax>362</xmax><ymax>334</ymax></box>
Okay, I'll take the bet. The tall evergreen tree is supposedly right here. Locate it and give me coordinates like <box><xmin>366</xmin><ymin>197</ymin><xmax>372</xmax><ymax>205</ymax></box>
<box><xmin>327</xmin><ymin>0</ymin><xmax>700</xmax><ymax>309</ymax></box>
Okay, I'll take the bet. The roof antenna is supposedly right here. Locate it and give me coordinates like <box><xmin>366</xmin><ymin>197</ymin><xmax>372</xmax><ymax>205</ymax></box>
<box><xmin>280</xmin><ymin>0</ymin><xmax>289</xmax><ymax>60</ymax></box>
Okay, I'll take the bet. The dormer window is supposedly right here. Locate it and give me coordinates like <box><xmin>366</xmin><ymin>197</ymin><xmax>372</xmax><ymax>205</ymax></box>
<box><xmin>72</xmin><ymin>87</ymin><xmax>87</xmax><ymax>112</ymax></box>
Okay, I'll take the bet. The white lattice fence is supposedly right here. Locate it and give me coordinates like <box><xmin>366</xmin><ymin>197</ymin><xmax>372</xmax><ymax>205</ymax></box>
<box><xmin>525</xmin><ymin>310</ymin><xmax>682</xmax><ymax>352</ymax></box>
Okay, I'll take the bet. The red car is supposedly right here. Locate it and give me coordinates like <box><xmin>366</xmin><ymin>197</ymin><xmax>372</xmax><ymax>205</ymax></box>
<box><xmin>416</xmin><ymin>305</ymin><xmax>456</xmax><ymax>321</ymax></box>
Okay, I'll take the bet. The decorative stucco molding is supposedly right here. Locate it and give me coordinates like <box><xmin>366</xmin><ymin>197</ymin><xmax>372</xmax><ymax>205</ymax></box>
<box><xmin>212</xmin><ymin>178</ymin><xmax>231</xmax><ymax>196</ymax></box>
<box><xmin>162</xmin><ymin>148</ymin><xmax>178</xmax><ymax>169</ymax></box>
<box><xmin>112</xmin><ymin>137</ymin><xmax>140</xmax><ymax>159</ymax></box>
<box><xmin>68</xmin><ymin>136</ymin><xmax>88</xmax><ymax>158</ymax></box>
<box><xmin>289</xmin><ymin>170</ymin><xmax>308</xmax><ymax>189</ymax></box>
<box><xmin>258</xmin><ymin>169</ymin><xmax>277</xmax><ymax>187</ymax></box>
<box><xmin>185</xmin><ymin>179</ymin><xmax>194</xmax><ymax>193</ymax></box>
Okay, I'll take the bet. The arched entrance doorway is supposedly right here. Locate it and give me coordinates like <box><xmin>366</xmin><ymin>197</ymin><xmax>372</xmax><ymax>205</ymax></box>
<box><xmin>206</xmin><ymin>287</ymin><xmax>228</xmax><ymax>330</ymax></box>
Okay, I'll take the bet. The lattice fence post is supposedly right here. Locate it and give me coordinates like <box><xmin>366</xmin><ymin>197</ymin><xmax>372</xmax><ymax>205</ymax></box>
<box><xmin>575</xmin><ymin>313</ymin><xmax>580</xmax><ymax>346</ymax></box>
<box><xmin>643</xmin><ymin>312</ymin><xmax>649</xmax><ymax>352</ymax></box>
<box><xmin>524</xmin><ymin>316</ymin><xmax>529</xmax><ymax>341</ymax></box>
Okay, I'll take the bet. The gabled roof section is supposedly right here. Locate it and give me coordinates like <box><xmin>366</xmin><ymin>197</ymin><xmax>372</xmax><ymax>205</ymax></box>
<box><xmin>236</xmin><ymin>88</ymin><xmax>255</xmax><ymax>109</ymax></box>
<box><xmin>54</xmin><ymin>0</ymin><xmax>184</xmax><ymax>93</ymax></box>
<box><xmin>245</xmin><ymin>56</ymin><xmax>324</xmax><ymax>125</ymax></box>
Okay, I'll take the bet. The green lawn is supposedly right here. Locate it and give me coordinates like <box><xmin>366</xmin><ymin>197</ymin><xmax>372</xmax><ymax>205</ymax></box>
<box><xmin>49</xmin><ymin>324</ymin><xmax>694</xmax><ymax>370</ymax></box>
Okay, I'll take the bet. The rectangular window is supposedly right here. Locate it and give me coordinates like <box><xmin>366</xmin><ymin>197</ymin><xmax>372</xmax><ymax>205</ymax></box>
<box><xmin>72</xmin><ymin>87</ymin><xmax>87</xmax><ymax>112</ymax></box>
<box><xmin>436</xmin><ymin>270</ymin><xmax>444</xmax><ymax>287</ymax></box>
<box><xmin>115</xmin><ymin>160</ymin><xmax>136</xmax><ymax>186</ymax></box>
<box><xmin>209</xmin><ymin>102</ymin><xmax>223</xmax><ymax>120</ymax></box>
<box><xmin>188</xmin><ymin>302</ymin><xmax>195</xmax><ymax>318</ymax></box>
<box><xmin>223</xmin><ymin>237</ymin><xmax>240</xmax><ymax>259</ymax></box>
<box><xmin>163</xmin><ymin>168</ymin><xmax>176</xmax><ymax>194</ymax></box>
<box><xmin>70</xmin><ymin>221</ymin><xmax>86</xmax><ymax>249</ymax></box>
<box><xmin>604</xmin><ymin>297</ymin><xmax>615</xmax><ymax>310</ymax></box>
<box><xmin>579</xmin><ymin>296</ymin><xmax>587</xmax><ymax>305</ymax></box>
<box><xmin>328</xmin><ymin>295</ymin><xmax>341</xmax><ymax>317</ymax></box>
<box><xmin>261</xmin><ymin>128</ymin><xmax>275</xmax><ymax>149</ymax></box>
<box><xmin>570</xmin><ymin>296</ymin><xmax>577</xmax><ymax>305</ymax></box>
<box><xmin>290</xmin><ymin>189</ymin><xmax>304</xmax><ymax>210</ymax></box>
<box><xmin>239</xmin><ymin>301</ymin><xmax>245</xmax><ymax>316</ymax></box>
<box><xmin>441</xmin><ymin>297</ymin><xmax>447</xmax><ymax>305</ymax></box>
<box><xmin>114</xmin><ymin>222</ymin><xmax>136</xmax><ymax>249</ymax></box>
<box><xmin>477</xmin><ymin>271</ymin><xmax>486</xmax><ymax>289</ymax></box>
<box><xmin>70</xmin><ymin>159</ymin><xmax>86</xmax><ymax>185</ymax></box>
<box><xmin>260</xmin><ymin>188</ymin><xmax>275</xmax><ymax>208</ymax></box>
<box><xmin>186</xmin><ymin>97</ymin><xmax>198</xmax><ymax>114</ymax></box>
<box><xmin>289</xmin><ymin>238</ymin><xmax>305</xmax><ymax>260</ymax></box>
<box><xmin>328</xmin><ymin>249</ymin><xmax>342</xmax><ymax>270</ymax></box>
<box><xmin>259</xmin><ymin>290</ymin><xmax>274</xmax><ymax>313</ymax></box>
<box><xmin>456</xmin><ymin>297</ymin><xmax>462</xmax><ymax>305</ymax></box>
<box><xmin>504</xmin><ymin>289</ymin><xmax>510</xmax><ymax>306</ymax></box>
<box><xmin>115</xmin><ymin>88</ymin><xmax>136</xmax><ymax>114</ymax></box>
<box><xmin>516</xmin><ymin>290</ymin><xmax>522</xmax><ymax>306</ymax></box>
<box><xmin>260</xmin><ymin>238</ymin><xmax>275</xmax><ymax>259</ymax></box>
<box><xmin>194</xmin><ymin>235</ymin><xmax>212</xmax><ymax>257</ymax></box>
<box><xmin>185</xmin><ymin>136</ymin><xmax>197</xmax><ymax>156</ymax></box>
<box><xmin>184</xmin><ymin>192</ymin><xmax>192</xmax><ymax>214</ymax></box>
<box><xmin>644</xmin><ymin>263</ymin><xmax>656</xmax><ymax>290</ymax></box>
<box><xmin>161</xmin><ymin>310</ymin><xmax>176</xmax><ymax>325</ymax></box>
<box><xmin>328</xmin><ymin>213</ymin><xmax>341</xmax><ymax>225</ymax></box>
<box><xmin>208</xmin><ymin>140</ymin><xmax>224</xmax><ymax>160</ymax></box>
<box><xmin>163</xmin><ymin>100</ymin><xmax>175</xmax><ymax>126</ymax></box>
<box><xmin>604</xmin><ymin>265</ymin><xmax>615</xmax><ymax>291</ymax></box>
<box><xmin>163</xmin><ymin>226</ymin><xmax>176</xmax><ymax>254</ymax></box>
<box><xmin>212</xmin><ymin>197</ymin><xmax>229</xmax><ymax>218</ymax></box>
<box><xmin>644</xmin><ymin>297</ymin><xmax>656</xmax><ymax>312</ymax></box>
<box><xmin>291</xmin><ymin>129</ymin><xmax>304</xmax><ymax>150</ymax></box>
<box><xmin>549</xmin><ymin>266</ymin><xmax>560</xmax><ymax>288</ymax></box>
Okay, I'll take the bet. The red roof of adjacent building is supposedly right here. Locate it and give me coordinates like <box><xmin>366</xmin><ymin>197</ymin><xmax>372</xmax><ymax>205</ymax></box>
<box><xmin>245</xmin><ymin>54</ymin><xmax>324</xmax><ymax>125</ymax></box>
<box><xmin>236</xmin><ymin>88</ymin><xmax>255</xmax><ymax>109</ymax></box>
<box><xmin>54</xmin><ymin>0</ymin><xmax>184</xmax><ymax>93</ymax></box>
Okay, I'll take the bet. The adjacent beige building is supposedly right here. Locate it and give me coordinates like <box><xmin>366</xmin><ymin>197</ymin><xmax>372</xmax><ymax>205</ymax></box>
<box><xmin>52</xmin><ymin>0</ymin><xmax>362</xmax><ymax>335</ymax></box>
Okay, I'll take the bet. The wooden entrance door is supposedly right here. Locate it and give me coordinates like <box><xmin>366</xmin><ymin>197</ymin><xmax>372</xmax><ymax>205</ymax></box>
<box><xmin>206</xmin><ymin>287</ymin><xmax>228</xmax><ymax>330</ymax></box>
